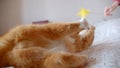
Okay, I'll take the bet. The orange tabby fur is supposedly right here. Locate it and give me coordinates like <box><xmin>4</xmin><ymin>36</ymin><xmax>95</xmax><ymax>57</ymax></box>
<box><xmin>0</xmin><ymin>22</ymin><xmax>95</xmax><ymax>68</ymax></box>
<box><xmin>44</xmin><ymin>52</ymin><xmax>87</xmax><ymax>68</ymax></box>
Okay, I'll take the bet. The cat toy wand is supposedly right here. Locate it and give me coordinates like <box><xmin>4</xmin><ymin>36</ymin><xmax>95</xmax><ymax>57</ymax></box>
<box><xmin>77</xmin><ymin>8</ymin><xmax>90</xmax><ymax>29</ymax></box>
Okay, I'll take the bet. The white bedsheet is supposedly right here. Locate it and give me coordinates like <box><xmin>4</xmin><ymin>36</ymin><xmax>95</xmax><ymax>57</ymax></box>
<box><xmin>79</xmin><ymin>18</ymin><xmax>120</xmax><ymax>68</ymax></box>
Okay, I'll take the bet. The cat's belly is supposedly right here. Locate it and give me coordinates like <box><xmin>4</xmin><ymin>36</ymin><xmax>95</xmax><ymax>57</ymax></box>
<box><xmin>48</xmin><ymin>36</ymin><xmax>75</xmax><ymax>52</ymax></box>
<box><xmin>48</xmin><ymin>40</ymin><xmax>66</xmax><ymax>50</ymax></box>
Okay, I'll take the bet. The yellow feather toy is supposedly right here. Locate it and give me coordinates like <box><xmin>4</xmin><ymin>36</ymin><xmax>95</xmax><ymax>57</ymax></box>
<box><xmin>77</xmin><ymin>8</ymin><xmax>90</xmax><ymax>29</ymax></box>
<box><xmin>77</xmin><ymin>8</ymin><xmax>90</xmax><ymax>18</ymax></box>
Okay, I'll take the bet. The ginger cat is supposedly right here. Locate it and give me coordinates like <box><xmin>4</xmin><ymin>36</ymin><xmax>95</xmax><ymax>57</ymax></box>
<box><xmin>0</xmin><ymin>22</ymin><xmax>95</xmax><ymax>68</ymax></box>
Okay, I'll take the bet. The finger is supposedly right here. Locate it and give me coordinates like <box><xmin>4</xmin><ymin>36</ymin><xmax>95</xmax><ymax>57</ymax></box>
<box><xmin>104</xmin><ymin>7</ymin><xmax>110</xmax><ymax>16</ymax></box>
<box><xmin>105</xmin><ymin>7</ymin><xmax>109</xmax><ymax>12</ymax></box>
<box><xmin>104</xmin><ymin>7</ymin><xmax>113</xmax><ymax>16</ymax></box>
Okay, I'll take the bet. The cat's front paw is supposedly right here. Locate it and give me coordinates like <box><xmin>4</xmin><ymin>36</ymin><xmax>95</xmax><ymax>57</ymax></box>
<box><xmin>78</xmin><ymin>30</ymin><xmax>88</xmax><ymax>37</ymax></box>
<box><xmin>78</xmin><ymin>24</ymin><xmax>95</xmax><ymax>37</ymax></box>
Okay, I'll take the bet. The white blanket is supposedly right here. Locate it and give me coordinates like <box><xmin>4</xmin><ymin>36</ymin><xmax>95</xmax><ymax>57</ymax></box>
<box><xmin>79</xmin><ymin>18</ymin><xmax>120</xmax><ymax>68</ymax></box>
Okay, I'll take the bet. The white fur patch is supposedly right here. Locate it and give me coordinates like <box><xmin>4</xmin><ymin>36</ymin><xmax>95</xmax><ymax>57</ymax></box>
<box><xmin>79</xmin><ymin>30</ymin><xmax>88</xmax><ymax>37</ymax></box>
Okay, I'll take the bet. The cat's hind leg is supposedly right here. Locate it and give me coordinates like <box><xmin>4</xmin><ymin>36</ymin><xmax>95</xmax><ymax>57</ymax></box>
<box><xmin>11</xmin><ymin>47</ymin><xmax>47</xmax><ymax>68</ymax></box>
<box><xmin>44</xmin><ymin>52</ymin><xmax>87</xmax><ymax>68</ymax></box>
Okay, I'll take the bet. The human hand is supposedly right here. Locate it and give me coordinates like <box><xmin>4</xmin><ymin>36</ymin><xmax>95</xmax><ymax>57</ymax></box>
<box><xmin>104</xmin><ymin>1</ymin><xmax>119</xmax><ymax>16</ymax></box>
<box><xmin>104</xmin><ymin>6</ymin><xmax>117</xmax><ymax>16</ymax></box>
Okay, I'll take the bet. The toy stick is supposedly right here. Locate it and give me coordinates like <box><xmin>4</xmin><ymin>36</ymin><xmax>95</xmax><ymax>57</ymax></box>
<box><xmin>77</xmin><ymin>8</ymin><xmax>90</xmax><ymax>29</ymax></box>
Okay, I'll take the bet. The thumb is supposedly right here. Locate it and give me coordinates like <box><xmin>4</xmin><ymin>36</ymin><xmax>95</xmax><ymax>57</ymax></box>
<box><xmin>104</xmin><ymin>7</ymin><xmax>112</xmax><ymax>16</ymax></box>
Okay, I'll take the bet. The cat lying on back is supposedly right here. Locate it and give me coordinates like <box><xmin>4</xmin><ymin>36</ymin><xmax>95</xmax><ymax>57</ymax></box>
<box><xmin>0</xmin><ymin>22</ymin><xmax>95</xmax><ymax>68</ymax></box>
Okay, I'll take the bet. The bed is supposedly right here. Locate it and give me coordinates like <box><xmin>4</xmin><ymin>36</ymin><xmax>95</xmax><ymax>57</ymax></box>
<box><xmin>79</xmin><ymin>18</ymin><xmax>120</xmax><ymax>68</ymax></box>
<box><xmin>4</xmin><ymin>18</ymin><xmax>120</xmax><ymax>68</ymax></box>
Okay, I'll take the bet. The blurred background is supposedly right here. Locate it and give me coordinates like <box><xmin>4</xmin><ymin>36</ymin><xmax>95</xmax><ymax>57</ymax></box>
<box><xmin>0</xmin><ymin>0</ymin><xmax>120</xmax><ymax>35</ymax></box>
